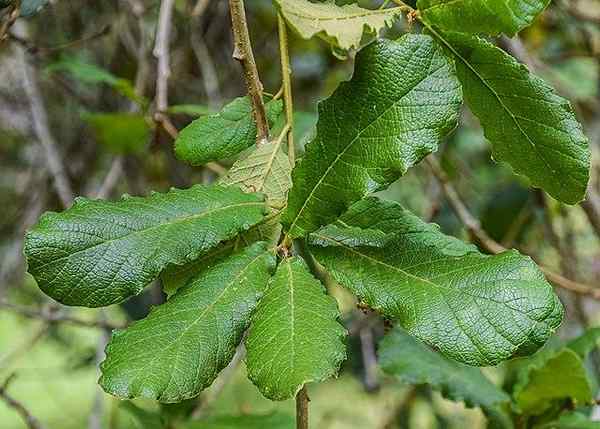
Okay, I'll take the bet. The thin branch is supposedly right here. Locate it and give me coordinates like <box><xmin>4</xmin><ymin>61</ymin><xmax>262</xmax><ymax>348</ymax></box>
<box><xmin>0</xmin><ymin>300</ymin><xmax>123</xmax><ymax>330</ymax></box>
<box><xmin>0</xmin><ymin>374</ymin><xmax>46</xmax><ymax>429</ymax></box>
<box><xmin>96</xmin><ymin>157</ymin><xmax>124</xmax><ymax>200</ymax></box>
<box><xmin>190</xmin><ymin>9</ymin><xmax>221</xmax><ymax>109</ymax></box>
<box><xmin>277</xmin><ymin>13</ymin><xmax>295</xmax><ymax>165</ymax></box>
<box><xmin>192</xmin><ymin>0</ymin><xmax>211</xmax><ymax>17</ymax></box>
<box><xmin>154</xmin><ymin>0</ymin><xmax>175</xmax><ymax>114</ymax></box>
<box><xmin>359</xmin><ymin>326</ymin><xmax>380</xmax><ymax>392</ymax></box>
<box><xmin>296</xmin><ymin>385</ymin><xmax>309</xmax><ymax>429</ymax></box>
<box><xmin>229</xmin><ymin>0</ymin><xmax>270</xmax><ymax>145</ymax></box>
<box><xmin>426</xmin><ymin>156</ymin><xmax>600</xmax><ymax>300</ymax></box>
<box><xmin>582</xmin><ymin>189</ymin><xmax>600</xmax><ymax>239</ymax></box>
<box><xmin>88</xmin><ymin>311</ymin><xmax>110</xmax><ymax>429</ymax></box>
<box><xmin>15</xmin><ymin>21</ymin><xmax>74</xmax><ymax>208</ymax></box>
<box><xmin>9</xmin><ymin>24</ymin><xmax>111</xmax><ymax>56</ymax></box>
<box><xmin>0</xmin><ymin>0</ymin><xmax>20</xmax><ymax>44</ymax></box>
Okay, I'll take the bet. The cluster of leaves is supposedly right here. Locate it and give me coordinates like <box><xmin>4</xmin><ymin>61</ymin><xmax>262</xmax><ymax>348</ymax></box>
<box><xmin>22</xmin><ymin>0</ymin><xmax>592</xmax><ymax>426</ymax></box>
<box><xmin>380</xmin><ymin>327</ymin><xmax>600</xmax><ymax>428</ymax></box>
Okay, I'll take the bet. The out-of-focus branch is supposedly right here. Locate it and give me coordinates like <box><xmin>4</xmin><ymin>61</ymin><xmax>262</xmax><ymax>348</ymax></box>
<box><xmin>192</xmin><ymin>0</ymin><xmax>211</xmax><ymax>17</ymax></box>
<box><xmin>87</xmin><ymin>311</ymin><xmax>110</xmax><ymax>429</ymax></box>
<box><xmin>95</xmin><ymin>157</ymin><xmax>124</xmax><ymax>200</ymax></box>
<box><xmin>152</xmin><ymin>0</ymin><xmax>224</xmax><ymax>177</ymax></box>
<box><xmin>426</xmin><ymin>156</ymin><xmax>600</xmax><ymax>300</ymax></box>
<box><xmin>0</xmin><ymin>374</ymin><xmax>46</xmax><ymax>429</ymax></box>
<box><xmin>0</xmin><ymin>0</ymin><xmax>20</xmax><ymax>44</ymax></box>
<box><xmin>191</xmin><ymin>4</ymin><xmax>221</xmax><ymax>110</ymax></box>
<box><xmin>15</xmin><ymin>21</ymin><xmax>74</xmax><ymax>208</ymax></box>
<box><xmin>583</xmin><ymin>189</ymin><xmax>600</xmax><ymax>238</ymax></box>
<box><xmin>277</xmin><ymin>13</ymin><xmax>295</xmax><ymax>165</ymax></box>
<box><xmin>229</xmin><ymin>0</ymin><xmax>269</xmax><ymax>145</ymax></box>
<box><xmin>0</xmin><ymin>300</ymin><xmax>123</xmax><ymax>330</ymax></box>
<box><xmin>154</xmin><ymin>0</ymin><xmax>175</xmax><ymax>114</ymax></box>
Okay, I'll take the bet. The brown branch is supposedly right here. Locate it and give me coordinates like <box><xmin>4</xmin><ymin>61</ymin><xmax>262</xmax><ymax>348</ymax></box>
<box><xmin>426</xmin><ymin>156</ymin><xmax>600</xmax><ymax>300</ymax></box>
<box><xmin>0</xmin><ymin>301</ymin><xmax>123</xmax><ymax>330</ymax></box>
<box><xmin>0</xmin><ymin>374</ymin><xmax>46</xmax><ymax>429</ymax></box>
<box><xmin>9</xmin><ymin>24</ymin><xmax>111</xmax><ymax>55</ymax></box>
<box><xmin>296</xmin><ymin>385</ymin><xmax>309</xmax><ymax>429</ymax></box>
<box><xmin>191</xmin><ymin>8</ymin><xmax>221</xmax><ymax>110</ymax></box>
<box><xmin>229</xmin><ymin>0</ymin><xmax>270</xmax><ymax>145</ymax></box>
<box><xmin>582</xmin><ymin>190</ymin><xmax>600</xmax><ymax>239</ymax></box>
<box><xmin>15</xmin><ymin>21</ymin><xmax>74</xmax><ymax>208</ymax></box>
<box><xmin>0</xmin><ymin>0</ymin><xmax>20</xmax><ymax>44</ymax></box>
<box><xmin>154</xmin><ymin>0</ymin><xmax>175</xmax><ymax>114</ymax></box>
<box><xmin>192</xmin><ymin>0</ymin><xmax>211</xmax><ymax>17</ymax></box>
<box><xmin>95</xmin><ymin>157</ymin><xmax>124</xmax><ymax>200</ymax></box>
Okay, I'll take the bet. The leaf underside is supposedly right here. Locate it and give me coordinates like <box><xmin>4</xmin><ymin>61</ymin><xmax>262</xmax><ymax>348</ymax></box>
<box><xmin>275</xmin><ymin>0</ymin><xmax>404</xmax><ymax>51</ymax></box>
<box><xmin>309</xmin><ymin>197</ymin><xmax>563</xmax><ymax>366</ymax></box>
<box><xmin>100</xmin><ymin>243</ymin><xmax>275</xmax><ymax>402</ymax></box>
<box><xmin>283</xmin><ymin>34</ymin><xmax>462</xmax><ymax>239</ymax></box>
<box><xmin>245</xmin><ymin>257</ymin><xmax>347</xmax><ymax>400</ymax></box>
<box><xmin>417</xmin><ymin>0</ymin><xmax>550</xmax><ymax>36</ymax></box>
<box><xmin>25</xmin><ymin>185</ymin><xmax>267</xmax><ymax>307</ymax></box>
<box><xmin>437</xmin><ymin>31</ymin><xmax>590</xmax><ymax>204</ymax></box>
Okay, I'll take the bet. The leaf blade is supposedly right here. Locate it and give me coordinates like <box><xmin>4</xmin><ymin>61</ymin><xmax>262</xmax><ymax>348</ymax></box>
<box><xmin>100</xmin><ymin>243</ymin><xmax>276</xmax><ymax>402</ymax></box>
<box><xmin>25</xmin><ymin>185</ymin><xmax>268</xmax><ymax>307</ymax></box>
<box><xmin>245</xmin><ymin>257</ymin><xmax>347</xmax><ymax>400</ymax></box>
<box><xmin>434</xmin><ymin>31</ymin><xmax>590</xmax><ymax>204</ymax></box>
<box><xmin>417</xmin><ymin>0</ymin><xmax>550</xmax><ymax>36</ymax></box>
<box><xmin>175</xmin><ymin>97</ymin><xmax>282</xmax><ymax>166</ymax></box>
<box><xmin>308</xmin><ymin>197</ymin><xmax>563</xmax><ymax>366</ymax></box>
<box><xmin>282</xmin><ymin>34</ymin><xmax>462</xmax><ymax>239</ymax></box>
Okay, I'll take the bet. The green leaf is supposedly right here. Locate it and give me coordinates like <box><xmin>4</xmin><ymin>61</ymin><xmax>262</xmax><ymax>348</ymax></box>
<box><xmin>83</xmin><ymin>113</ymin><xmax>151</xmax><ymax>155</ymax></box>
<box><xmin>100</xmin><ymin>243</ymin><xmax>275</xmax><ymax>402</ymax></box>
<box><xmin>417</xmin><ymin>0</ymin><xmax>550</xmax><ymax>36</ymax></box>
<box><xmin>46</xmin><ymin>57</ymin><xmax>146</xmax><ymax>106</ymax></box>
<box><xmin>432</xmin><ymin>31</ymin><xmax>590</xmax><ymax>204</ymax></box>
<box><xmin>566</xmin><ymin>327</ymin><xmax>600</xmax><ymax>358</ymax></box>
<box><xmin>160</xmin><ymin>243</ymin><xmax>235</xmax><ymax>298</ymax></box>
<box><xmin>162</xmin><ymin>142</ymin><xmax>291</xmax><ymax>297</ymax></box>
<box><xmin>308</xmin><ymin>197</ymin><xmax>563</xmax><ymax>366</ymax></box>
<box><xmin>274</xmin><ymin>0</ymin><xmax>404</xmax><ymax>51</ymax></box>
<box><xmin>380</xmin><ymin>327</ymin><xmax>510</xmax><ymax>409</ymax></box>
<box><xmin>25</xmin><ymin>185</ymin><xmax>268</xmax><ymax>307</ymax></box>
<box><xmin>513</xmin><ymin>348</ymin><xmax>592</xmax><ymax>415</ymax></box>
<box><xmin>510</xmin><ymin>328</ymin><xmax>600</xmax><ymax>417</ymax></box>
<box><xmin>245</xmin><ymin>257</ymin><xmax>347</xmax><ymax>400</ymax></box>
<box><xmin>183</xmin><ymin>412</ymin><xmax>294</xmax><ymax>429</ymax></box>
<box><xmin>282</xmin><ymin>35</ymin><xmax>461</xmax><ymax>239</ymax></box>
<box><xmin>175</xmin><ymin>97</ymin><xmax>283</xmax><ymax>166</ymax></box>
<box><xmin>536</xmin><ymin>412</ymin><xmax>600</xmax><ymax>429</ymax></box>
